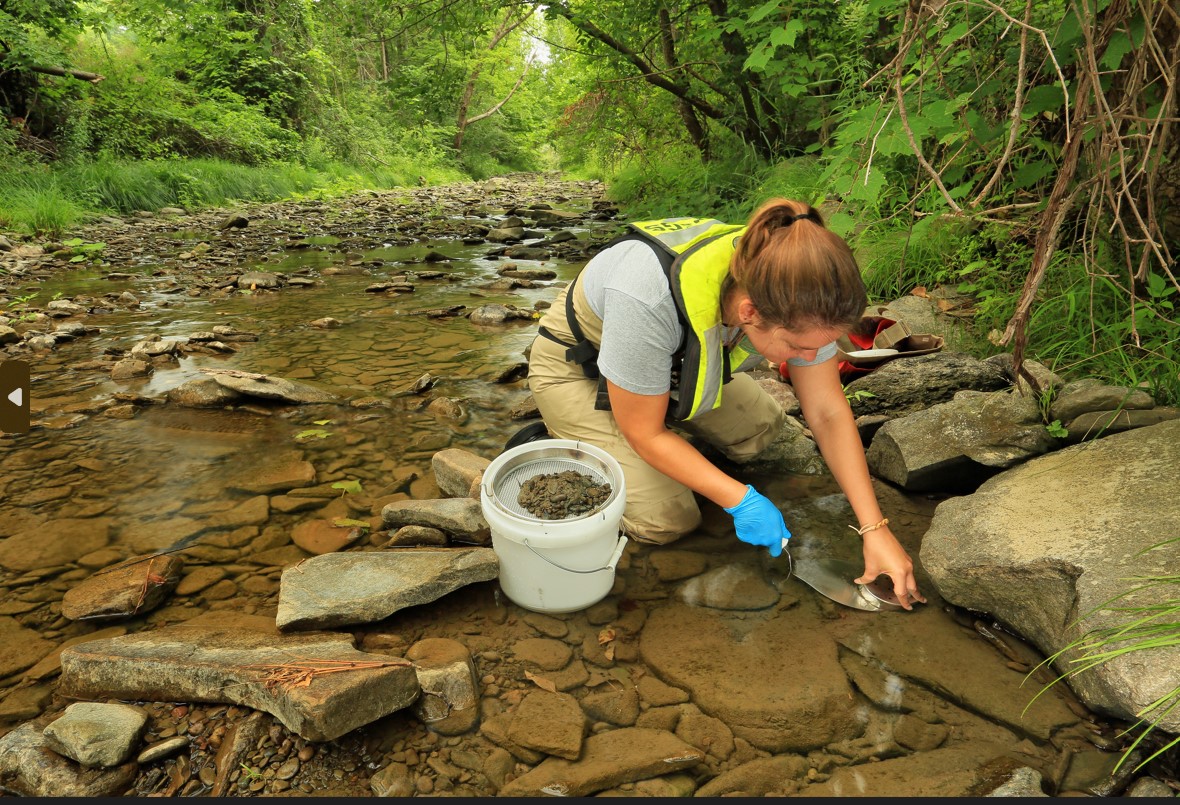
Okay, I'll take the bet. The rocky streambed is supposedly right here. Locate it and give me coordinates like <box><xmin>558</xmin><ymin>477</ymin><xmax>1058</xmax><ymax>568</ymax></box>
<box><xmin>0</xmin><ymin>174</ymin><xmax>1173</xmax><ymax>798</ymax></box>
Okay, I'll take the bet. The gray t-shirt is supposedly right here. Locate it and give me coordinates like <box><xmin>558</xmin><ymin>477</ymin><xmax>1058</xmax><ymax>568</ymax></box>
<box><xmin>578</xmin><ymin>239</ymin><xmax>836</xmax><ymax>395</ymax></box>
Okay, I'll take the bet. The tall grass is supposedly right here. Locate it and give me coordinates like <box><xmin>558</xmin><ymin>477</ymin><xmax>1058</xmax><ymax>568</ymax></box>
<box><xmin>606</xmin><ymin>143</ymin><xmax>771</xmax><ymax>223</ymax></box>
<box><xmin>0</xmin><ymin>156</ymin><xmax>464</xmax><ymax>236</ymax></box>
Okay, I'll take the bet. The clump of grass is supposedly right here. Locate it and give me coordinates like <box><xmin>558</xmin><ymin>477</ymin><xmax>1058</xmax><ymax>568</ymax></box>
<box><xmin>0</xmin><ymin>167</ymin><xmax>87</xmax><ymax>234</ymax></box>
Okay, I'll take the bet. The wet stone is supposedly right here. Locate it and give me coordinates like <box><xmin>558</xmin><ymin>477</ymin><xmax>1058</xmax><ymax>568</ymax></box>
<box><xmin>136</xmin><ymin>735</ymin><xmax>190</xmax><ymax>765</ymax></box>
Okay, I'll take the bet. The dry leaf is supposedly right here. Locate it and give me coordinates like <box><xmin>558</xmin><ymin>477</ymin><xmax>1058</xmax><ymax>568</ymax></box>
<box><xmin>911</xmin><ymin>286</ymin><xmax>928</xmax><ymax>298</ymax></box>
<box><xmin>604</xmin><ymin>644</ymin><xmax>615</xmax><ymax>661</ymax></box>
<box><xmin>524</xmin><ymin>671</ymin><xmax>558</xmax><ymax>694</ymax></box>
<box><xmin>597</xmin><ymin>628</ymin><xmax>616</xmax><ymax>646</ymax></box>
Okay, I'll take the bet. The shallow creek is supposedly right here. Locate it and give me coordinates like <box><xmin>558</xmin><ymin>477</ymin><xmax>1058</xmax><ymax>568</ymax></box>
<box><xmin>0</xmin><ymin>181</ymin><xmax>1134</xmax><ymax>797</ymax></box>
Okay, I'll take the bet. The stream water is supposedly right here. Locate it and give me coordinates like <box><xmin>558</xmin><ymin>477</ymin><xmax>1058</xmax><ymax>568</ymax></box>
<box><xmin>0</xmin><ymin>178</ymin><xmax>1137</xmax><ymax>797</ymax></box>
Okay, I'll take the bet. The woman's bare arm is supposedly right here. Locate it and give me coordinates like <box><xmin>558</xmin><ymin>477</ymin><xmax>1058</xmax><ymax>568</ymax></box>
<box><xmin>606</xmin><ymin>380</ymin><xmax>749</xmax><ymax>509</ymax></box>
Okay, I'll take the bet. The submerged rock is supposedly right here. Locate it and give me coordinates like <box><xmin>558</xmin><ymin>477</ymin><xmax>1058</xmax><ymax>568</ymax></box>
<box><xmin>61</xmin><ymin>553</ymin><xmax>184</xmax><ymax>622</ymax></box>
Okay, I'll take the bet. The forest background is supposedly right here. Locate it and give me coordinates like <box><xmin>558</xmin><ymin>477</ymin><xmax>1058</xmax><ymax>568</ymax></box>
<box><xmin>1</xmin><ymin>0</ymin><xmax>1177</xmax><ymax>407</ymax></box>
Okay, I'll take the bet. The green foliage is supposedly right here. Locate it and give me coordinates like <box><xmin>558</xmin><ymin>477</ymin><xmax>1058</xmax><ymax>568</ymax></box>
<box><xmin>606</xmin><ymin>141</ymin><xmax>771</xmax><ymax>222</ymax></box>
<box><xmin>0</xmin><ymin>176</ymin><xmax>87</xmax><ymax>235</ymax></box>
<box><xmin>62</xmin><ymin>34</ymin><xmax>300</xmax><ymax>164</ymax></box>
<box><xmin>62</xmin><ymin>237</ymin><xmax>105</xmax><ymax>263</ymax></box>
<box><xmin>4</xmin><ymin>292</ymin><xmax>41</xmax><ymax>322</ymax></box>
<box><xmin>0</xmin><ymin>0</ymin><xmax>81</xmax><ymax>71</ymax></box>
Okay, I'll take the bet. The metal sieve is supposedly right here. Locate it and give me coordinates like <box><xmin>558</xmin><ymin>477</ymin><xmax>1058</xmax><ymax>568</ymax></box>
<box><xmin>483</xmin><ymin>443</ymin><xmax>621</xmax><ymax>521</ymax></box>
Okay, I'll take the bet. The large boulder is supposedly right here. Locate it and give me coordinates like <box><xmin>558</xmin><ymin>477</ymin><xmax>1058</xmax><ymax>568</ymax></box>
<box><xmin>919</xmin><ymin>420</ymin><xmax>1180</xmax><ymax>731</ymax></box>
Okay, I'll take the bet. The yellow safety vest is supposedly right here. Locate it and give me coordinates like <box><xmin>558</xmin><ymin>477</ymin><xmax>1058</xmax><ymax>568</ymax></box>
<box><xmin>627</xmin><ymin>217</ymin><xmax>763</xmax><ymax>421</ymax></box>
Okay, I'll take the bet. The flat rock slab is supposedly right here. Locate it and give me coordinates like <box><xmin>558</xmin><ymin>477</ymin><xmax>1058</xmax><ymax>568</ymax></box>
<box><xmin>0</xmin><ymin>517</ymin><xmax>113</xmax><ymax>572</ymax></box>
<box><xmin>381</xmin><ymin>498</ymin><xmax>490</xmax><ymax>543</ymax></box>
<box><xmin>639</xmin><ymin>602</ymin><xmax>859</xmax><ymax>753</ymax></box>
<box><xmin>678</xmin><ymin>563</ymin><xmax>780</xmax><ymax>610</ymax></box>
<box><xmin>0</xmin><ymin>616</ymin><xmax>57</xmax><ymax>678</ymax></box>
<box><xmin>506</xmin><ymin>690</ymin><xmax>586</xmax><ymax>759</ymax></box>
<box><xmin>223</xmin><ymin>449</ymin><xmax>317</xmax><ymax>495</ymax></box>
<box><xmin>0</xmin><ymin>722</ymin><xmax>137</xmax><ymax>796</ymax></box>
<box><xmin>275</xmin><ymin>548</ymin><xmax>499</xmax><ymax>631</ymax></box>
<box><xmin>499</xmin><ymin>727</ymin><xmax>705</xmax><ymax>797</ymax></box>
<box><xmin>57</xmin><ymin>614</ymin><xmax>420</xmax><ymax>742</ymax></box>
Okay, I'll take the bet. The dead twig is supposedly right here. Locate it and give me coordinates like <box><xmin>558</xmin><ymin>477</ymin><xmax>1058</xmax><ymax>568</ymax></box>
<box><xmin>133</xmin><ymin>556</ymin><xmax>169</xmax><ymax>614</ymax></box>
<box><xmin>245</xmin><ymin>658</ymin><xmax>414</xmax><ymax>692</ymax></box>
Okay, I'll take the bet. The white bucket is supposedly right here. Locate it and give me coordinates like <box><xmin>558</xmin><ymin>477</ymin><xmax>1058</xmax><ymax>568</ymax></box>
<box><xmin>480</xmin><ymin>439</ymin><xmax>627</xmax><ymax>614</ymax></box>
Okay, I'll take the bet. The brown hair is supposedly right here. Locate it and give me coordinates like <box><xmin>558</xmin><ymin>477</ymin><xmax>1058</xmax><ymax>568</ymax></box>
<box><xmin>728</xmin><ymin>198</ymin><xmax>866</xmax><ymax>331</ymax></box>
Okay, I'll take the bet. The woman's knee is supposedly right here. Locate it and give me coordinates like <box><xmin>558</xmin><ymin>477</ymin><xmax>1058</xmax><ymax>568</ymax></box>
<box><xmin>621</xmin><ymin>490</ymin><xmax>702</xmax><ymax>545</ymax></box>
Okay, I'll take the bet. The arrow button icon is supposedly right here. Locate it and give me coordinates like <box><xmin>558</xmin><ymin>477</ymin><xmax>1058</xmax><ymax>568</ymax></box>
<box><xmin>0</xmin><ymin>360</ymin><xmax>30</xmax><ymax>433</ymax></box>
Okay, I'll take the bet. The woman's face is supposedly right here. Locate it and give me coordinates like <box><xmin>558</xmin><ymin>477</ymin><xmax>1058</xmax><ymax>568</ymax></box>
<box><xmin>742</xmin><ymin>322</ymin><xmax>844</xmax><ymax>365</ymax></box>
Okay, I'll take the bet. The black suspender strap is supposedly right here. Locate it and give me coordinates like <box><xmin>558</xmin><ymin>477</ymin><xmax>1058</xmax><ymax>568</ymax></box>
<box><xmin>536</xmin><ymin>273</ymin><xmax>601</xmax><ymax>379</ymax></box>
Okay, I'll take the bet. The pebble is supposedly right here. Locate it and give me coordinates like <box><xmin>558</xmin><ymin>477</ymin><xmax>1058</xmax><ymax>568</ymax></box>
<box><xmin>137</xmin><ymin>736</ymin><xmax>190</xmax><ymax>764</ymax></box>
<box><xmin>276</xmin><ymin>758</ymin><xmax>300</xmax><ymax>780</ymax></box>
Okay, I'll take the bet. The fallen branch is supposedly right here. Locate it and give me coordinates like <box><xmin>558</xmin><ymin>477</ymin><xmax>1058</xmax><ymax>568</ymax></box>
<box><xmin>28</xmin><ymin>64</ymin><xmax>105</xmax><ymax>84</ymax></box>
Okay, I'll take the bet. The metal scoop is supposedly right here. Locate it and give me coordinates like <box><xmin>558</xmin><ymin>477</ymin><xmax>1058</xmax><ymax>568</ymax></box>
<box><xmin>785</xmin><ymin>545</ymin><xmax>901</xmax><ymax>612</ymax></box>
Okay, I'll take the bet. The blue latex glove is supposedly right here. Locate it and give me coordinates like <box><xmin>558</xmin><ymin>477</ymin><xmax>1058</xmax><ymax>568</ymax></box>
<box><xmin>723</xmin><ymin>484</ymin><xmax>791</xmax><ymax>558</ymax></box>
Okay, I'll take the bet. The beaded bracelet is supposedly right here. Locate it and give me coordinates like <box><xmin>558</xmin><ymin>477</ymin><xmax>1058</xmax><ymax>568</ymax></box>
<box><xmin>850</xmin><ymin>517</ymin><xmax>889</xmax><ymax>536</ymax></box>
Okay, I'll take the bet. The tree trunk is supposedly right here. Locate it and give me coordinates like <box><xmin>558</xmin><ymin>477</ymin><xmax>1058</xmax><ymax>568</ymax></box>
<box><xmin>658</xmin><ymin>8</ymin><xmax>709</xmax><ymax>159</ymax></box>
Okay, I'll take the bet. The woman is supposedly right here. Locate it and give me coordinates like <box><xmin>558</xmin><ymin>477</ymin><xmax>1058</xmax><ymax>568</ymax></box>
<box><xmin>527</xmin><ymin>198</ymin><xmax>925</xmax><ymax>610</ymax></box>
